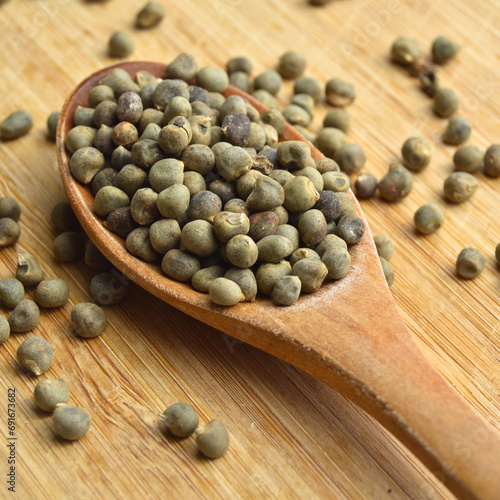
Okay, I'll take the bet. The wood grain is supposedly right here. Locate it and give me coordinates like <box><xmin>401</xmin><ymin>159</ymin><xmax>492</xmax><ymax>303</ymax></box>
<box><xmin>1</xmin><ymin>1</ymin><xmax>500</xmax><ymax>499</ymax></box>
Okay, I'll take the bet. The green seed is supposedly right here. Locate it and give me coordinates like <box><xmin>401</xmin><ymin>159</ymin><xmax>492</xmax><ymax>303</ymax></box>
<box><xmin>433</xmin><ymin>88</ymin><xmax>460</xmax><ymax>118</ymax></box>
<box><xmin>414</xmin><ymin>203</ymin><xmax>445</xmax><ymax>234</ymax></box>
<box><xmin>66</xmin><ymin>126</ymin><xmax>97</xmax><ymax>153</ymax></box>
<box><xmin>256</xmin><ymin>260</ymin><xmax>292</xmax><ymax>295</ymax></box>
<box><xmin>126</xmin><ymin>227</ymin><xmax>159</xmax><ymax>262</ymax></box>
<box><xmin>272</xmin><ymin>275</ymin><xmax>301</xmax><ymax>306</ymax></box>
<box><xmin>291</xmin><ymin>94</ymin><xmax>315</xmax><ymax>117</ymax></box>
<box><xmin>322</xmin><ymin>171</ymin><xmax>350</xmax><ymax>192</ymax></box>
<box><xmin>401</xmin><ymin>137</ymin><xmax>432</xmax><ymax>171</ymax></box>
<box><xmin>35</xmin><ymin>279</ymin><xmax>70</xmax><ymax>308</ymax></box>
<box><xmin>0</xmin><ymin>279</ymin><xmax>24</xmax><ymax>309</ymax></box>
<box><xmin>283</xmin><ymin>176</ymin><xmax>319</xmax><ymax>213</ymax></box>
<box><xmin>298</xmin><ymin>209</ymin><xmax>327</xmax><ymax>246</ymax></box>
<box><xmin>443</xmin><ymin>172</ymin><xmax>478</xmax><ymax>203</ymax></box>
<box><xmin>209</xmin><ymin>277</ymin><xmax>244</xmax><ymax>306</ymax></box>
<box><xmin>277</xmin><ymin>141</ymin><xmax>312</xmax><ymax>170</ymax></box>
<box><xmin>88</xmin><ymin>85</ymin><xmax>116</xmax><ymax>108</ymax></box>
<box><xmin>224</xmin><ymin>268</ymin><xmax>257</xmax><ymax>302</ymax></box>
<box><xmin>380</xmin><ymin>257</ymin><xmax>395</xmax><ymax>287</ymax></box>
<box><xmin>0</xmin><ymin>218</ymin><xmax>20</xmax><ymax>247</ymax></box>
<box><xmin>108</xmin><ymin>30</ymin><xmax>134</xmax><ymax>58</ymax></box>
<box><xmin>292</xmin><ymin>258</ymin><xmax>328</xmax><ymax>293</ymax></box>
<box><xmin>336</xmin><ymin>192</ymin><xmax>356</xmax><ymax>218</ymax></box>
<box><xmin>196</xmin><ymin>67</ymin><xmax>229</xmax><ymax>93</ymax></box>
<box><xmin>0</xmin><ymin>110</ymin><xmax>33</xmax><ymax>140</ymax></box>
<box><xmin>74</xmin><ymin>106</ymin><xmax>95</xmax><ymax>127</ymax></box>
<box><xmin>90</xmin><ymin>273</ymin><xmax>128</xmax><ymax>305</ymax></box>
<box><xmin>257</xmin><ymin>235</ymin><xmax>294</xmax><ymax>262</ymax></box>
<box><xmin>325</xmin><ymin>78</ymin><xmax>356</xmax><ymax>107</ymax></box>
<box><xmin>315</xmin><ymin>157</ymin><xmax>340</xmax><ymax>174</ymax></box>
<box><xmin>53</xmin><ymin>232</ymin><xmax>85</xmax><ymax>262</ymax></box>
<box><xmin>226</xmin><ymin>235</ymin><xmax>258</xmax><ymax>268</ymax></box>
<box><xmin>432</xmin><ymin>36</ymin><xmax>460</xmax><ymax>64</ymax></box>
<box><xmin>0</xmin><ymin>317</ymin><xmax>10</xmax><ymax>344</ymax></box>
<box><xmin>322</xmin><ymin>246</ymin><xmax>351</xmax><ymax>280</ymax></box>
<box><xmin>195</xmin><ymin>419</ymin><xmax>230</xmax><ymax>458</ymax></box>
<box><xmin>278</xmin><ymin>51</ymin><xmax>306</xmax><ymax>79</ymax></box>
<box><xmin>226</xmin><ymin>56</ymin><xmax>252</xmax><ymax>75</ymax></box>
<box><xmin>34</xmin><ymin>378</ymin><xmax>70</xmax><ymax>412</ymax></box>
<box><xmin>484</xmin><ymin>145</ymin><xmax>500</xmax><ymax>178</ymax></box>
<box><xmin>453</xmin><ymin>145</ymin><xmax>484</xmax><ymax>173</ymax></box>
<box><xmin>0</xmin><ymin>197</ymin><xmax>21</xmax><ymax>221</ymax></box>
<box><xmin>71</xmin><ymin>302</ymin><xmax>108</xmax><ymax>338</ymax></box>
<box><xmin>181</xmin><ymin>220</ymin><xmax>218</xmax><ymax>258</ymax></box>
<box><xmin>70</xmin><ymin>147</ymin><xmax>106</xmax><ymax>184</ymax></box>
<box><xmin>16</xmin><ymin>253</ymin><xmax>45</xmax><ymax>287</ymax></box>
<box><xmin>323</xmin><ymin>108</ymin><xmax>351</xmax><ymax>133</ymax></box>
<box><xmin>315</xmin><ymin>128</ymin><xmax>347</xmax><ymax>158</ymax></box>
<box><xmin>378</xmin><ymin>165</ymin><xmax>413</xmax><ymax>202</ymax></box>
<box><xmin>166</xmin><ymin>53</ymin><xmax>197</xmax><ymax>81</ymax></box>
<box><xmin>216</xmin><ymin>146</ymin><xmax>252</xmax><ymax>181</ymax></box>
<box><xmin>254</xmin><ymin>70</ymin><xmax>282</xmax><ymax>96</ymax></box>
<box><xmin>456</xmin><ymin>247</ymin><xmax>485</xmax><ymax>279</ymax></box>
<box><xmin>84</xmin><ymin>240</ymin><xmax>111</xmax><ymax>271</ymax></box>
<box><xmin>47</xmin><ymin>111</ymin><xmax>60</xmax><ymax>141</ymax></box>
<box><xmin>246</xmin><ymin>176</ymin><xmax>284</xmax><ymax>211</ymax></box>
<box><xmin>214</xmin><ymin>211</ymin><xmax>250</xmax><ymax>243</ymax></box>
<box><xmin>442</xmin><ymin>116</ymin><xmax>472</xmax><ymax>145</ymax></box>
<box><xmin>135</xmin><ymin>1</ymin><xmax>165</xmax><ymax>29</ymax></box>
<box><xmin>192</xmin><ymin>266</ymin><xmax>226</xmax><ymax>293</ymax></box>
<box><xmin>149</xmin><ymin>219</ymin><xmax>181</xmax><ymax>254</ymax></box>
<box><xmin>373</xmin><ymin>235</ymin><xmax>394</xmax><ymax>261</ymax></box>
<box><xmin>50</xmin><ymin>202</ymin><xmax>81</xmax><ymax>232</ymax></box>
<box><xmin>293</xmin><ymin>76</ymin><xmax>322</xmax><ymax>102</ymax></box>
<box><xmin>290</xmin><ymin>248</ymin><xmax>320</xmax><ymax>266</ymax></box>
<box><xmin>315</xmin><ymin>234</ymin><xmax>347</xmax><ymax>257</ymax></box>
<box><xmin>94</xmin><ymin>186</ymin><xmax>130</xmax><ymax>217</ymax></box>
<box><xmin>162</xmin><ymin>249</ymin><xmax>200</xmax><ymax>282</ymax></box>
<box><xmin>282</xmin><ymin>105</ymin><xmax>311</xmax><ymax>127</ymax></box>
<box><xmin>252</xmin><ymin>89</ymin><xmax>279</xmax><ymax>109</ymax></box>
<box><xmin>52</xmin><ymin>405</ymin><xmax>92</xmax><ymax>440</ymax></box>
<box><xmin>17</xmin><ymin>336</ymin><xmax>53</xmax><ymax>375</ymax></box>
<box><xmin>391</xmin><ymin>36</ymin><xmax>421</xmax><ymax>65</ymax></box>
<box><xmin>130</xmin><ymin>188</ymin><xmax>159</xmax><ymax>226</ymax></box>
<box><xmin>159</xmin><ymin>402</ymin><xmax>199</xmax><ymax>437</ymax></box>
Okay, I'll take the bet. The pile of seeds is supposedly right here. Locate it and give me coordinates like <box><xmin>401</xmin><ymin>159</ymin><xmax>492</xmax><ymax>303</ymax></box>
<box><xmin>65</xmin><ymin>55</ymin><xmax>367</xmax><ymax>306</ymax></box>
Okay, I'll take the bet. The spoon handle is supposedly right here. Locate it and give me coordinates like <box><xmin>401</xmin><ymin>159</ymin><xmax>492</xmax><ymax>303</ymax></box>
<box><xmin>267</xmin><ymin>315</ymin><xmax>500</xmax><ymax>500</ymax></box>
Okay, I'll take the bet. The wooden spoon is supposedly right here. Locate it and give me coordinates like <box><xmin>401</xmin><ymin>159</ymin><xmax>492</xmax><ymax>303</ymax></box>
<box><xmin>57</xmin><ymin>62</ymin><xmax>500</xmax><ymax>499</ymax></box>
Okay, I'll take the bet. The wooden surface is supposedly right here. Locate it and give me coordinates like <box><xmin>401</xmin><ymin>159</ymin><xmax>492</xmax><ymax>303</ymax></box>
<box><xmin>1</xmin><ymin>1</ymin><xmax>500</xmax><ymax>499</ymax></box>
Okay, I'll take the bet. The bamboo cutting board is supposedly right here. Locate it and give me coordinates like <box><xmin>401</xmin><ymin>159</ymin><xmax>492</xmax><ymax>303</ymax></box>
<box><xmin>0</xmin><ymin>1</ymin><xmax>499</xmax><ymax>499</ymax></box>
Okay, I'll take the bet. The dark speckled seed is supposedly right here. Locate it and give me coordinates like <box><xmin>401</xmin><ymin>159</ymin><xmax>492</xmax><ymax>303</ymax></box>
<box><xmin>131</xmin><ymin>139</ymin><xmax>164</xmax><ymax>169</ymax></box>
<box><xmin>188</xmin><ymin>191</ymin><xmax>222</xmax><ymax>223</ymax></box>
<box><xmin>131</xmin><ymin>188</ymin><xmax>159</xmax><ymax>225</ymax></box>
<box><xmin>354</xmin><ymin>173</ymin><xmax>378</xmax><ymax>199</ymax></box>
<box><xmin>378</xmin><ymin>165</ymin><xmax>413</xmax><ymax>202</ymax></box>
<box><xmin>335</xmin><ymin>215</ymin><xmax>365</xmax><ymax>245</ymax></box>
<box><xmin>162</xmin><ymin>249</ymin><xmax>201</xmax><ymax>281</ymax></box>
<box><xmin>126</xmin><ymin>227</ymin><xmax>159</xmax><ymax>262</ymax></box>
<box><xmin>221</xmin><ymin>113</ymin><xmax>251</xmax><ymax>147</ymax></box>
<box><xmin>116</xmin><ymin>164</ymin><xmax>148</xmax><ymax>197</ymax></box>
<box><xmin>103</xmin><ymin>207</ymin><xmax>138</xmax><ymax>238</ymax></box>
<box><xmin>91</xmin><ymin>168</ymin><xmax>118</xmax><ymax>196</ymax></box>
<box><xmin>314</xmin><ymin>191</ymin><xmax>341</xmax><ymax>223</ymax></box>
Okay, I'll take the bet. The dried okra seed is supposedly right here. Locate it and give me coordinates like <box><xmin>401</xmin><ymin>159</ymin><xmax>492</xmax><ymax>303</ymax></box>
<box><xmin>484</xmin><ymin>145</ymin><xmax>500</xmax><ymax>178</ymax></box>
<box><xmin>166</xmin><ymin>53</ymin><xmax>197</xmax><ymax>81</ymax></box>
<box><xmin>196</xmin><ymin>67</ymin><xmax>229</xmax><ymax>93</ymax></box>
<box><xmin>0</xmin><ymin>197</ymin><xmax>21</xmax><ymax>221</ymax></box>
<box><xmin>162</xmin><ymin>249</ymin><xmax>200</xmax><ymax>282</ymax></box>
<box><xmin>443</xmin><ymin>172</ymin><xmax>478</xmax><ymax>203</ymax></box>
<box><xmin>414</xmin><ymin>203</ymin><xmax>445</xmax><ymax>234</ymax></box>
<box><xmin>401</xmin><ymin>136</ymin><xmax>432</xmax><ymax>171</ymax></box>
<box><xmin>0</xmin><ymin>279</ymin><xmax>25</xmax><ymax>309</ymax></box>
<box><xmin>8</xmin><ymin>299</ymin><xmax>40</xmax><ymax>333</ymax></box>
<box><xmin>378</xmin><ymin>165</ymin><xmax>413</xmax><ymax>202</ymax></box>
<box><xmin>50</xmin><ymin>202</ymin><xmax>81</xmax><ymax>232</ymax></box>
<box><xmin>0</xmin><ymin>317</ymin><xmax>10</xmax><ymax>344</ymax></box>
<box><xmin>442</xmin><ymin>116</ymin><xmax>472</xmax><ymax>145</ymax></box>
<box><xmin>0</xmin><ymin>217</ymin><xmax>20</xmax><ymax>247</ymax></box>
<box><xmin>52</xmin><ymin>405</ymin><xmax>92</xmax><ymax>440</ymax></box>
<box><xmin>192</xmin><ymin>266</ymin><xmax>226</xmax><ymax>293</ymax></box>
<box><xmin>272</xmin><ymin>275</ymin><xmax>301</xmax><ymax>306</ymax></box>
<box><xmin>34</xmin><ymin>378</ymin><xmax>70</xmax><ymax>412</ymax></box>
<box><xmin>322</xmin><ymin>246</ymin><xmax>351</xmax><ymax>280</ymax></box>
<box><xmin>278</xmin><ymin>50</ymin><xmax>306</xmax><ymax>79</ymax></box>
<box><xmin>135</xmin><ymin>1</ymin><xmax>165</xmax><ymax>29</ymax></box>
<box><xmin>433</xmin><ymin>87</ymin><xmax>460</xmax><ymax>118</ymax></box>
<box><xmin>0</xmin><ymin>110</ymin><xmax>33</xmax><ymax>140</ymax></box>
<box><xmin>90</xmin><ymin>272</ymin><xmax>128</xmax><ymax>305</ymax></box>
<box><xmin>315</xmin><ymin>127</ymin><xmax>347</xmax><ymax>158</ymax></box>
<box><xmin>224</xmin><ymin>267</ymin><xmax>257</xmax><ymax>302</ymax></box>
<box><xmin>325</xmin><ymin>78</ymin><xmax>356</xmax><ymax>107</ymax></box>
<box><xmin>432</xmin><ymin>36</ymin><xmax>460</xmax><ymax>64</ymax></box>
<box><xmin>456</xmin><ymin>247</ymin><xmax>485</xmax><ymax>279</ymax></box>
<box><xmin>323</xmin><ymin>108</ymin><xmax>351</xmax><ymax>133</ymax></box>
<box><xmin>71</xmin><ymin>302</ymin><xmax>108</xmax><ymax>338</ymax></box>
<box><xmin>335</xmin><ymin>215</ymin><xmax>365</xmax><ymax>245</ymax></box>
<box><xmin>453</xmin><ymin>145</ymin><xmax>484</xmax><ymax>173</ymax></box>
<box><xmin>53</xmin><ymin>232</ymin><xmax>85</xmax><ymax>262</ymax></box>
<box><xmin>209</xmin><ymin>277</ymin><xmax>244</xmax><ymax>306</ymax></box>
<box><xmin>391</xmin><ymin>36</ymin><xmax>421</xmax><ymax>65</ymax></box>
<box><xmin>354</xmin><ymin>172</ymin><xmax>378</xmax><ymax>199</ymax></box>
<box><xmin>35</xmin><ymin>279</ymin><xmax>70</xmax><ymax>308</ymax></box>
<box><xmin>292</xmin><ymin>258</ymin><xmax>328</xmax><ymax>293</ymax></box>
<box><xmin>195</xmin><ymin>419</ymin><xmax>230</xmax><ymax>459</ymax></box>
<box><xmin>373</xmin><ymin>235</ymin><xmax>394</xmax><ymax>261</ymax></box>
<box><xmin>159</xmin><ymin>402</ymin><xmax>199</xmax><ymax>437</ymax></box>
<box><xmin>17</xmin><ymin>336</ymin><xmax>53</xmax><ymax>375</ymax></box>
<box><xmin>380</xmin><ymin>257</ymin><xmax>395</xmax><ymax>287</ymax></box>
<box><xmin>16</xmin><ymin>252</ymin><xmax>45</xmax><ymax>287</ymax></box>
<box><xmin>47</xmin><ymin>111</ymin><xmax>60</xmax><ymax>141</ymax></box>
<box><xmin>108</xmin><ymin>30</ymin><xmax>134</xmax><ymax>58</ymax></box>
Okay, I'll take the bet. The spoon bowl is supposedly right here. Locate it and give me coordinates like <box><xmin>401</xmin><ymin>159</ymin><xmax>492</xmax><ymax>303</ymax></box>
<box><xmin>57</xmin><ymin>61</ymin><xmax>500</xmax><ymax>499</ymax></box>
